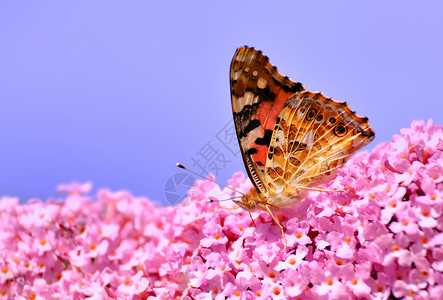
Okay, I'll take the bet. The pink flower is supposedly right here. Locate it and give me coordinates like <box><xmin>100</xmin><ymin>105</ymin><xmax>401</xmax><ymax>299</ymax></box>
<box><xmin>0</xmin><ymin>263</ymin><xmax>14</xmax><ymax>283</ymax></box>
<box><xmin>377</xmin><ymin>232</ymin><xmax>412</xmax><ymax>266</ymax></box>
<box><xmin>389</xmin><ymin>204</ymin><xmax>420</xmax><ymax>235</ymax></box>
<box><xmin>281</xmin><ymin>268</ymin><xmax>309</xmax><ymax>297</ymax></box>
<box><xmin>392</xmin><ymin>280</ymin><xmax>429</xmax><ymax>299</ymax></box>
<box><xmin>416</xmin><ymin>203</ymin><xmax>440</xmax><ymax>228</ymax></box>
<box><xmin>340</xmin><ymin>263</ymin><xmax>372</xmax><ymax>298</ymax></box>
<box><xmin>326</xmin><ymin>217</ymin><xmax>359</xmax><ymax>259</ymax></box>
<box><xmin>275</xmin><ymin>245</ymin><xmax>308</xmax><ymax>271</ymax></box>
<box><xmin>57</xmin><ymin>181</ymin><xmax>93</xmax><ymax>195</ymax></box>
<box><xmin>31</xmin><ymin>227</ymin><xmax>54</xmax><ymax>256</ymax></box>
<box><xmin>284</xmin><ymin>219</ymin><xmax>311</xmax><ymax>248</ymax></box>
<box><xmin>234</xmin><ymin>269</ymin><xmax>262</xmax><ymax>297</ymax></box>
<box><xmin>1</xmin><ymin>120</ymin><xmax>443</xmax><ymax>298</ymax></box>
<box><xmin>366</xmin><ymin>271</ymin><xmax>392</xmax><ymax>299</ymax></box>
<box><xmin>431</xmin><ymin>247</ymin><xmax>443</xmax><ymax>272</ymax></box>
<box><xmin>310</xmin><ymin>261</ymin><xmax>347</xmax><ymax>298</ymax></box>
<box><xmin>81</xmin><ymin>227</ymin><xmax>110</xmax><ymax>259</ymax></box>
<box><xmin>117</xmin><ymin>270</ymin><xmax>149</xmax><ymax>296</ymax></box>
<box><xmin>200</xmin><ymin>223</ymin><xmax>229</xmax><ymax>249</ymax></box>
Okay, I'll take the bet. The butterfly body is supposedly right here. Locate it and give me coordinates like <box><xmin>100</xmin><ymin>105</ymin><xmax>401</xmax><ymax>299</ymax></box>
<box><xmin>235</xmin><ymin>186</ymin><xmax>305</xmax><ymax>212</ymax></box>
<box><xmin>230</xmin><ymin>46</ymin><xmax>375</xmax><ymax>226</ymax></box>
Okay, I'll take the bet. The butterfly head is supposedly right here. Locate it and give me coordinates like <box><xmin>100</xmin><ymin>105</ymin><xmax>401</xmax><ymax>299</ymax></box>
<box><xmin>233</xmin><ymin>187</ymin><xmax>264</xmax><ymax>211</ymax></box>
<box><xmin>234</xmin><ymin>196</ymin><xmax>257</xmax><ymax>211</ymax></box>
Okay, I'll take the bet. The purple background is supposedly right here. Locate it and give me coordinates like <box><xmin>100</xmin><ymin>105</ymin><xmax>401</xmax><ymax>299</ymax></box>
<box><xmin>1</xmin><ymin>1</ymin><xmax>442</xmax><ymax>205</ymax></box>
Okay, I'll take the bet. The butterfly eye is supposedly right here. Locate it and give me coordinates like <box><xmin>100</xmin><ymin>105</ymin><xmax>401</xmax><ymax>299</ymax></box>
<box><xmin>306</xmin><ymin>109</ymin><xmax>316</xmax><ymax>121</ymax></box>
<box><xmin>334</xmin><ymin>123</ymin><xmax>348</xmax><ymax>136</ymax></box>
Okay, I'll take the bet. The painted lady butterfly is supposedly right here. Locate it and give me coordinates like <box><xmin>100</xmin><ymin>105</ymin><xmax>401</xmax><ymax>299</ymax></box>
<box><xmin>230</xmin><ymin>46</ymin><xmax>375</xmax><ymax>250</ymax></box>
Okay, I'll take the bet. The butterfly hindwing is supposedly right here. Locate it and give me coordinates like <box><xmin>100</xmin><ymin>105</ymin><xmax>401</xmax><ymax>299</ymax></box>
<box><xmin>230</xmin><ymin>46</ymin><xmax>305</xmax><ymax>194</ymax></box>
<box><xmin>264</xmin><ymin>91</ymin><xmax>375</xmax><ymax>196</ymax></box>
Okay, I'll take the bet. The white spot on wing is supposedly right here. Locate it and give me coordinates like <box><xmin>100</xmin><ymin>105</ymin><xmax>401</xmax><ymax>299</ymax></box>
<box><xmin>301</xmin><ymin>130</ymin><xmax>315</xmax><ymax>147</ymax></box>
<box><xmin>232</xmin><ymin>92</ymin><xmax>259</xmax><ymax>113</ymax></box>
<box><xmin>245</xmin><ymin>91</ymin><xmax>258</xmax><ymax>104</ymax></box>
<box><xmin>274</xmin><ymin>130</ymin><xmax>285</xmax><ymax>146</ymax></box>
<box><xmin>232</xmin><ymin>71</ymin><xmax>240</xmax><ymax>81</ymax></box>
<box><xmin>244</xmin><ymin>126</ymin><xmax>262</xmax><ymax>147</ymax></box>
<box><xmin>257</xmin><ymin>77</ymin><xmax>267</xmax><ymax>89</ymax></box>
<box><xmin>286</xmin><ymin>99</ymin><xmax>299</xmax><ymax>107</ymax></box>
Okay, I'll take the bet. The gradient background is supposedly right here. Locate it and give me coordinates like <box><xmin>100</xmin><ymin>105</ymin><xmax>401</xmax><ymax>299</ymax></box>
<box><xmin>1</xmin><ymin>1</ymin><xmax>442</xmax><ymax>205</ymax></box>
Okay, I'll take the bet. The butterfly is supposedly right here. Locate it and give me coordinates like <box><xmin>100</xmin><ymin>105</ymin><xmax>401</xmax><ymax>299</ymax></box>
<box><xmin>230</xmin><ymin>46</ymin><xmax>375</xmax><ymax>251</ymax></box>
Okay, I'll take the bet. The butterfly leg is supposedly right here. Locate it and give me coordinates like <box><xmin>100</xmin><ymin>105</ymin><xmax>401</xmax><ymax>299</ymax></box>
<box><xmin>296</xmin><ymin>186</ymin><xmax>346</xmax><ymax>193</ymax></box>
<box><xmin>264</xmin><ymin>205</ymin><xmax>287</xmax><ymax>252</ymax></box>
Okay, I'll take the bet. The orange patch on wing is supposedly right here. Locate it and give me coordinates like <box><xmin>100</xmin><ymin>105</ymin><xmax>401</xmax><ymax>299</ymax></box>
<box><xmin>251</xmin><ymin>144</ymin><xmax>268</xmax><ymax>167</ymax></box>
<box><xmin>250</xmin><ymin>90</ymin><xmax>291</xmax><ymax>167</ymax></box>
<box><xmin>254</xmin><ymin>102</ymin><xmax>273</xmax><ymax>126</ymax></box>
<box><xmin>254</xmin><ymin>91</ymin><xmax>291</xmax><ymax>131</ymax></box>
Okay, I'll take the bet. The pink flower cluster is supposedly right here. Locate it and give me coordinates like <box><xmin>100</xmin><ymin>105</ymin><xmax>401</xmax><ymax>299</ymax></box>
<box><xmin>1</xmin><ymin>120</ymin><xmax>442</xmax><ymax>299</ymax></box>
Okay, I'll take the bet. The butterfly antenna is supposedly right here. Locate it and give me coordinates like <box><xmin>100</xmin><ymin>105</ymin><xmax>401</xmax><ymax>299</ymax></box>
<box><xmin>208</xmin><ymin>196</ymin><xmax>243</xmax><ymax>202</ymax></box>
<box><xmin>176</xmin><ymin>163</ymin><xmax>246</xmax><ymax>196</ymax></box>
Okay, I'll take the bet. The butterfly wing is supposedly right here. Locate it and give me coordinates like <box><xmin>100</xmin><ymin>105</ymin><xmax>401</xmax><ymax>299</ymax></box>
<box><xmin>265</xmin><ymin>91</ymin><xmax>375</xmax><ymax>195</ymax></box>
<box><xmin>230</xmin><ymin>46</ymin><xmax>305</xmax><ymax>195</ymax></box>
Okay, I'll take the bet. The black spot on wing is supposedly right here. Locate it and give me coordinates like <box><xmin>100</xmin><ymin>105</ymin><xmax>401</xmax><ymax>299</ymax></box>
<box><xmin>270</xmin><ymin>76</ymin><xmax>304</xmax><ymax>93</ymax></box>
<box><xmin>239</xmin><ymin>119</ymin><xmax>261</xmax><ymax>139</ymax></box>
<box><xmin>283</xmin><ymin>81</ymin><xmax>304</xmax><ymax>93</ymax></box>
<box><xmin>358</xmin><ymin>127</ymin><xmax>375</xmax><ymax>138</ymax></box>
<box><xmin>294</xmin><ymin>141</ymin><xmax>307</xmax><ymax>149</ymax></box>
<box><xmin>247</xmin><ymin>147</ymin><xmax>258</xmax><ymax>155</ymax></box>
<box><xmin>255</xmin><ymin>129</ymin><xmax>273</xmax><ymax>146</ymax></box>
<box><xmin>290</xmin><ymin>141</ymin><xmax>308</xmax><ymax>153</ymax></box>
<box><xmin>233</xmin><ymin>103</ymin><xmax>260</xmax><ymax>139</ymax></box>
<box><xmin>233</xmin><ymin>103</ymin><xmax>260</xmax><ymax>126</ymax></box>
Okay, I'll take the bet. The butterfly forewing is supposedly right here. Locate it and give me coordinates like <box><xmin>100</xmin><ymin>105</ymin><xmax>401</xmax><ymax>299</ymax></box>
<box><xmin>230</xmin><ymin>46</ymin><xmax>305</xmax><ymax>195</ymax></box>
